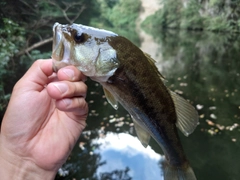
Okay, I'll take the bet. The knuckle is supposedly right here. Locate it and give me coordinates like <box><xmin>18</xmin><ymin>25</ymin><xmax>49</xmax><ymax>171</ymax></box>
<box><xmin>77</xmin><ymin>97</ymin><xmax>86</xmax><ymax>108</ymax></box>
<box><xmin>74</xmin><ymin>82</ymin><xmax>87</xmax><ymax>97</ymax></box>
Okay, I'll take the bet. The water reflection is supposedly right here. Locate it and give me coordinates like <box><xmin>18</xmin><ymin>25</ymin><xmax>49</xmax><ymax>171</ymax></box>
<box><xmin>141</xmin><ymin>29</ymin><xmax>240</xmax><ymax>180</ymax></box>
<box><xmin>56</xmin><ymin>127</ymin><xmax>164</xmax><ymax>180</ymax></box>
<box><xmin>93</xmin><ymin>133</ymin><xmax>163</xmax><ymax>180</ymax></box>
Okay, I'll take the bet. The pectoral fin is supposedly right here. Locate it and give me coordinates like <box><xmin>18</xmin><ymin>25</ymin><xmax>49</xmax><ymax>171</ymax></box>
<box><xmin>103</xmin><ymin>88</ymin><xmax>118</xmax><ymax>110</ymax></box>
<box><xmin>132</xmin><ymin>117</ymin><xmax>151</xmax><ymax>147</ymax></box>
<box><xmin>170</xmin><ymin>91</ymin><xmax>199</xmax><ymax>136</ymax></box>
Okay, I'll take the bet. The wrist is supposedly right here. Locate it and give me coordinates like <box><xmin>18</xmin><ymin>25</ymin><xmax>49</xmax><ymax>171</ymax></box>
<box><xmin>0</xmin><ymin>137</ymin><xmax>57</xmax><ymax>180</ymax></box>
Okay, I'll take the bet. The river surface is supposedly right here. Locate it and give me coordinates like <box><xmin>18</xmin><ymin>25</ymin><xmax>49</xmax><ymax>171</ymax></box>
<box><xmin>54</xmin><ymin>29</ymin><xmax>240</xmax><ymax>180</ymax></box>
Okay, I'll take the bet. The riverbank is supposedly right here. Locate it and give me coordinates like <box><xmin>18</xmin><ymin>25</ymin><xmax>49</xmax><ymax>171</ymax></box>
<box><xmin>136</xmin><ymin>0</ymin><xmax>161</xmax><ymax>63</ymax></box>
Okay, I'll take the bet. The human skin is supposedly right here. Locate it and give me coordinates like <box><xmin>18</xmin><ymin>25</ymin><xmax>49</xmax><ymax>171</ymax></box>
<box><xmin>0</xmin><ymin>59</ymin><xmax>88</xmax><ymax>180</ymax></box>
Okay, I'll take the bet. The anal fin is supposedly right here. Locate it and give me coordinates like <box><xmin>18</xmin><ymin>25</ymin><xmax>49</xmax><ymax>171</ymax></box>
<box><xmin>132</xmin><ymin>116</ymin><xmax>151</xmax><ymax>147</ymax></box>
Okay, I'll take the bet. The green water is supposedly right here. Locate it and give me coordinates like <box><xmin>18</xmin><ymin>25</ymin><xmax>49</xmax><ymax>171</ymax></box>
<box><xmin>54</xmin><ymin>30</ymin><xmax>240</xmax><ymax>180</ymax></box>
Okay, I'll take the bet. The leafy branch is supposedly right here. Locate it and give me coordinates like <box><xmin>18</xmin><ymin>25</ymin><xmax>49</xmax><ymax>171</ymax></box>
<box><xmin>17</xmin><ymin>0</ymin><xmax>86</xmax><ymax>58</ymax></box>
<box><xmin>17</xmin><ymin>37</ymin><xmax>53</xmax><ymax>57</ymax></box>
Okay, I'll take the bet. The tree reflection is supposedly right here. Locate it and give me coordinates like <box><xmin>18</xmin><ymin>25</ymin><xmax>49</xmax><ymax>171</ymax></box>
<box><xmin>99</xmin><ymin>167</ymin><xmax>132</xmax><ymax>180</ymax></box>
<box><xmin>55</xmin><ymin>130</ymin><xmax>104</xmax><ymax>180</ymax></box>
<box><xmin>55</xmin><ymin>129</ymin><xmax>135</xmax><ymax>180</ymax></box>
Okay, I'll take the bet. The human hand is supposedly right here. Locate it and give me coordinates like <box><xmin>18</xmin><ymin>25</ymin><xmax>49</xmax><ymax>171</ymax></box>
<box><xmin>0</xmin><ymin>59</ymin><xmax>88</xmax><ymax>180</ymax></box>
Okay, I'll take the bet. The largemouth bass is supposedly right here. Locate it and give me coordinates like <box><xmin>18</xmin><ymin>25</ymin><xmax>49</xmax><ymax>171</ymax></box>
<box><xmin>52</xmin><ymin>22</ymin><xmax>199</xmax><ymax>180</ymax></box>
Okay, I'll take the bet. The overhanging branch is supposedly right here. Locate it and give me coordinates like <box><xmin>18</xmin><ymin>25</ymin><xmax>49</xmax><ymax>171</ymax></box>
<box><xmin>17</xmin><ymin>37</ymin><xmax>53</xmax><ymax>56</ymax></box>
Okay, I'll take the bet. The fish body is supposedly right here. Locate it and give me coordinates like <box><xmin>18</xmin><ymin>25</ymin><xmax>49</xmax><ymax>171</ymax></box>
<box><xmin>52</xmin><ymin>22</ymin><xmax>199</xmax><ymax>180</ymax></box>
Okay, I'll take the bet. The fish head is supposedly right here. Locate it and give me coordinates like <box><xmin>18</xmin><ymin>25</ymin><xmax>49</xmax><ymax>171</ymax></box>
<box><xmin>52</xmin><ymin>22</ymin><xmax>119</xmax><ymax>82</ymax></box>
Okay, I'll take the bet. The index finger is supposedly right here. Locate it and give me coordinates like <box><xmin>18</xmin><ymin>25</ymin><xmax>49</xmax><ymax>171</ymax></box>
<box><xmin>57</xmin><ymin>66</ymin><xmax>87</xmax><ymax>82</ymax></box>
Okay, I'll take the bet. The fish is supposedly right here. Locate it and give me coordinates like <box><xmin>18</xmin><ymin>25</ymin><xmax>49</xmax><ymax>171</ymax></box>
<box><xmin>52</xmin><ymin>22</ymin><xmax>199</xmax><ymax>180</ymax></box>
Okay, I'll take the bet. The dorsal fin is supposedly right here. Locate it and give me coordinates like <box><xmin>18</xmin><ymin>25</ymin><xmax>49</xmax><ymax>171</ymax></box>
<box><xmin>170</xmin><ymin>91</ymin><xmax>199</xmax><ymax>136</ymax></box>
<box><xmin>144</xmin><ymin>53</ymin><xmax>165</xmax><ymax>79</ymax></box>
<box><xmin>103</xmin><ymin>88</ymin><xmax>118</xmax><ymax>110</ymax></box>
<box><xmin>144</xmin><ymin>52</ymin><xmax>156</xmax><ymax>64</ymax></box>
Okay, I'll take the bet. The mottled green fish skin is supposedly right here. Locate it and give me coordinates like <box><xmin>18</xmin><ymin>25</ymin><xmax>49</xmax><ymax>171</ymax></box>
<box><xmin>102</xmin><ymin>36</ymin><xmax>189</xmax><ymax>169</ymax></box>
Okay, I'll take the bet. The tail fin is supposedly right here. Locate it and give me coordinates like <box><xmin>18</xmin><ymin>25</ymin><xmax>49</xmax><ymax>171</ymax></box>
<box><xmin>162</xmin><ymin>162</ymin><xmax>197</xmax><ymax>180</ymax></box>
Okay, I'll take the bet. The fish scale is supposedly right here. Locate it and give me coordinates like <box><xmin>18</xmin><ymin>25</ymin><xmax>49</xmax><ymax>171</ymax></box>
<box><xmin>105</xmin><ymin>55</ymin><xmax>187</xmax><ymax>167</ymax></box>
<box><xmin>102</xmin><ymin>39</ymin><xmax>189</xmax><ymax>170</ymax></box>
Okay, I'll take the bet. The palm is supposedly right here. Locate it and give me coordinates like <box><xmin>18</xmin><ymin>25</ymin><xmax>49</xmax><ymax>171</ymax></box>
<box><xmin>29</xmin><ymin>110</ymin><xmax>83</xmax><ymax>170</ymax></box>
<box><xmin>1</xmin><ymin>60</ymin><xmax>88</xmax><ymax>171</ymax></box>
<box><xmin>25</xmin><ymin>99</ymin><xmax>82</xmax><ymax>170</ymax></box>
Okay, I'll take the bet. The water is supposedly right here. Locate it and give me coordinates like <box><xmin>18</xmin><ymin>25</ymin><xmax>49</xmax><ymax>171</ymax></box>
<box><xmin>54</xmin><ymin>30</ymin><xmax>240</xmax><ymax>180</ymax></box>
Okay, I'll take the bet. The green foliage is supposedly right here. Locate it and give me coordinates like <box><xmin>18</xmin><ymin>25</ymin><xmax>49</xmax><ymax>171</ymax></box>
<box><xmin>0</xmin><ymin>18</ymin><xmax>26</xmax><ymax>111</ymax></box>
<box><xmin>0</xmin><ymin>18</ymin><xmax>25</xmax><ymax>68</ymax></box>
<box><xmin>107</xmin><ymin>0</ymin><xmax>140</xmax><ymax>29</ymax></box>
<box><xmin>20</xmin><ymin>50</ymin><xmax>51</xmax><ymax>62</ymax></box>
<box><xmin>180</xmin><ymin>1</ymin><xmax>203</xmax><ymax>30</ymax></box>
<box><xmin>96</xmin><ymin>0</ymin><xmax>140</xmax><ymax>28</ymax></box>
<box><xmin>205</xmin><ymin>15</ymin><xmax>231</xmax><ymax>32</ymax></box>
<box><xmin>142</xmin><ymin>0</ymin><xmax>240</xmax><ymax>32</ymax></box>
<box><xmin>143</xmin><ymin>0</ymin><xmax>182</xmax><ymax>29</ymax></box>
<box><xmin>0</xmin><ymin>90</ymin><xmax>10</xmax><ymax>112</ymax></box>
<box><xmin>94</xmin><ymin>0</ymin><xmax>141</xmax><ymax>45</ymax></box>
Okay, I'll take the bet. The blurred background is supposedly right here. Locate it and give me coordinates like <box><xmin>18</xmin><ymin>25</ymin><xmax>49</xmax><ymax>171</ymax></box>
<box><xmin>1</xmin><ymin>0</ymin><xmax>240</xmax><ymax>179</ymax></box>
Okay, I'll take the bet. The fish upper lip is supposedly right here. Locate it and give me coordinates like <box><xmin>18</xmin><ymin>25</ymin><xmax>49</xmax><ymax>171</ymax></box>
<box><xmin>52</xmin><ymin>23</ymin><xmax>63</xmax><ymax>62</ymax></box>
<box><xmin>53</xmin><ymin>22</ymin><xmax>60</xmax><ymax>32</ymax></box>
<box><xmin>53</xmin><ymin>24</ymin><xmax>62</xmax><ymax>44</ymax></box>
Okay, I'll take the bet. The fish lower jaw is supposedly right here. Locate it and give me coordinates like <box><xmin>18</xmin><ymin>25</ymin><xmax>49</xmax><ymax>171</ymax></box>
<box><xmin>88</xmin><ymin>68</ymin><xmax>117</xmax><ymax>83</ymax></box>
<box><xmin>52</xmin><ymin>60</ymin><xmax>70</xmax><ymax>72</ymax></box>
<box><xmin>90</xmin><ymin>76</ymin><xmax>111</xmax><ymax>83</ymax></box>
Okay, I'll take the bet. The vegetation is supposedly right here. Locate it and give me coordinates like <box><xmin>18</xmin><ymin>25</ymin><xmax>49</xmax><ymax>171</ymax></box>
<box><xmin>142</xmin><ymin>0</ymin><xmax>240</xmax><ymax>32</ymax></box>
<box><xmin>95</xmin><ymin>0</ymin><xmax>141</xmax><ymax>42</ymax></box>
<box><xmin>0</xmin><ymin>18</ymin><xmax>26</xmax><ymax>111</ymax></box>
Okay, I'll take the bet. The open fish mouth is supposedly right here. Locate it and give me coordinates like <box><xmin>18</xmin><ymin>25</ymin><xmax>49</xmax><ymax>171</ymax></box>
<box><xmin>52</xmin><ymin>22</ymin><xmax>63</xmax><ymax>62</ymax></box>
<box><xmin>53</xmin><ymin>23</ymin><xmax>60</xmax><ymax>49</ymax></box>
<box><xmin>52</xmin><ymin>22</ymin><xmax>72</xmax><ymax>72</ymax></box>
<box><xmin>52</xmin><ymin>23</ymin><xmax>63</xmax><ymax>72</ymax></box>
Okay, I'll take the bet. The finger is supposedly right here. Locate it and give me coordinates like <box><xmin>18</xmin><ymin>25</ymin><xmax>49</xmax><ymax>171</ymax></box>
<box><xmin>57</xmin><ymin>66</ymin><xmax>87</xmax><ymax>82</ymax></box>
<box><xmin>56</xmin><ymin>97</ymin><xmax>88</xmax><ymax>116</ymax></box>
<box><xmin>47</xmin><ymin>81</ymin><xmax>87</xmax><ymax>99</ymax></box>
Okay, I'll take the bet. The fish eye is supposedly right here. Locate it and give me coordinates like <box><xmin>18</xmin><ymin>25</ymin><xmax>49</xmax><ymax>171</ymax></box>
<box><xmin>74</xmin><ymin>32</ymin><xmax>84</xmax><ymax>43</ymax></box>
